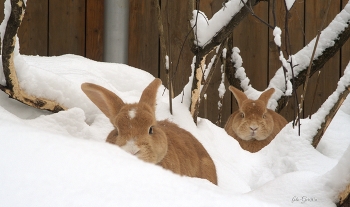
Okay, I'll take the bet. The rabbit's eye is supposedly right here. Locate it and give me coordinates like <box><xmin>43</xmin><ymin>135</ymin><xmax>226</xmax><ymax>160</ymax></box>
<box><xmin>240</xmin><ymin>113</ymin><xmax>245</xmax><ymax>118</ymax></box>
<box><xmin>262</xmin><ymin>114</ymin><xmax>266</xmax><ymax>119</ymax></box>
<box><xmin>149</xmin><ymin>126</ymin><xmax>154</xmax><ymax>134</ymax></box>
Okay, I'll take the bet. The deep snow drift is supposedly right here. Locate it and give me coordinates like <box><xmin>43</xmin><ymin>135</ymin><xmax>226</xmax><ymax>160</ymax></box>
<box><xmin>0</xmin><ymin>54</ymin><xmax>349</xmax><ymax>207</ymax></box>
<box><xmin>1</xmin><ymin>0</ymin><xmax>350</xmax><ymax>206</ymax></box>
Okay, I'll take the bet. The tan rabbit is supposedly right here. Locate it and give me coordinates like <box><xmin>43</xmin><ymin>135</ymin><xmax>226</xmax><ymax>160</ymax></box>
<box><xmin>81</xmin><ymin>78</ymin><xmax>217</xmax><ymax>185</ymax></box>
<box><xmin>224</xmin><ymin>86</ymin><xmax>288</xmax><ymax>153</ymax></box>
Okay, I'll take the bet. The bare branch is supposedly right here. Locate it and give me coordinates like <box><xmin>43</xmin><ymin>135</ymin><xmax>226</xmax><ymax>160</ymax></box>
<box><xmin>240</xmin><ymin>0</ymin><xmax>274</xmax><ymax>29</ymax></box>
<box><xmin>153</xmin><ymin>0</ymin><xmax>173</xmax><ymax>114</ymax></box>
<box><xmin>224</xmin><ymin>36</ymin><xmax>242</xmax><ymax>90</ymax></box>
<box><xmin>338</xmin><ymin>183</ymin><xmax>350</xmax><ymax>207</ymax></box>
<box><xmin>312</xmin><ymin>86</ymin><xmax>350</xmax><ymax>148</ymax></box>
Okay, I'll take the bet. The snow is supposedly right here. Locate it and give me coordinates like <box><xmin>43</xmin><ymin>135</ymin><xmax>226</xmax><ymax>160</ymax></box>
<box><xmin>191</xmin><ymin>0</ymin><xmax>350</xmax><ymax>110</ymax></box>
<box><xmin>285</xmin><ymin>0</ymin><xmax>296</xmax><ymax>11</ymax></box>
<box><xmin>0</xmin><ymin>53</ymin><xmax>349</xmax><ymax>206</ymax></box>
<box><xmin>269</xmin><ymin>2</ymin><xmax>350</xmax><ymax>108</ymax></box>
<box><xmin>0</xmin><ymin>0</ymin><xmax>350</xmax><ymax>206</ymax></box>
<box><xmin>165</xmin><ymin>55</ymin><xmax>169</xmax><ymax>70</ymax></box>
<box><xmin>218</xmin><ymin>65</ymin><xmax>226</xmax><ymax>98</ymax></box>
<box><xmin>273</xmin><ymin>27</ymin><xmax>282</xmax><ymax>47</ymax></box>
<box><xmin>191</xmin><ymin>0</ymin><xmax>247</xmax><ymax>47</ymax></box>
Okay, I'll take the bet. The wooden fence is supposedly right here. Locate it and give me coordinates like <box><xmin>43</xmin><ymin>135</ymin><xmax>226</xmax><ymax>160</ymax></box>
<box><xmin>2</xmin><ymin>0</ymin><xmax>349</xmax><ymax>127</ymax></box>
<box><xmin>0</xmin><ymin>0</ymin><xmax>104</xmax><ymax>61</ymax></box>
<box><xmin>128</xmin><ymin>0</ymin><xmax>350</xmax><ymax>127</ymax></box>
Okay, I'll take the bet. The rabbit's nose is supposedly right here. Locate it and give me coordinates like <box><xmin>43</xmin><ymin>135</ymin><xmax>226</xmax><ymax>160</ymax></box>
<box><xmin>250</xmin><ymin>126</ymin><xmax>258</xmax><ymax>132</ymax></box>
<box><xmin>121</xmin><ymin>139</ymin><xmax>140</xmax><ymax>155</ymax></box>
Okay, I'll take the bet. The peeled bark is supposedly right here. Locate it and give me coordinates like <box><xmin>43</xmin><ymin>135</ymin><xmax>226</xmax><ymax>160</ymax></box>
<box><xmin>0</xmin><ymin>0</ymin><xmax>66</xmax><ymax>113</ymax></box>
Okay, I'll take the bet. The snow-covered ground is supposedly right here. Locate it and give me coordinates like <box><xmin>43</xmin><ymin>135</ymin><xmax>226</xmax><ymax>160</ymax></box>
<box><xmin>0</xmin><ymin>54</ymin><xmax>349</xmax><ymax>207</ymax></box>
<box><xmin>0</xmin><ymin>0</ymin><xmax>349</xmax><ymax>206</ymax></box>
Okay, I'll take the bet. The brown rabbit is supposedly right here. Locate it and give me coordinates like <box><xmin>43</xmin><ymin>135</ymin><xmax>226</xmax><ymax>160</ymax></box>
<box><xmin>224</xmin><ymin>86</ymin><xmax>288</xmax><ymax>153</ymax></box>
<box><xmin>81</xmin><ymin>79</ymin><xmax>217</xmax><ymax>185</ymax></box>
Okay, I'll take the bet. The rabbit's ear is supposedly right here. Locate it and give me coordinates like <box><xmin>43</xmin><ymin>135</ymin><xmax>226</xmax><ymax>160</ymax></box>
<box><xmin>258</xmin><ymin>88</ymin><xmax>275</xmax><ymax>106</ymax></box>
<box><xmin>229</xmin><ymin>86</ymin><xmax>248</xmax><ymax>108</ymax></box>
<box><xmin>139</xmin><ymin>78</ymin><xmax>162</xmax><ymax>110</ymax></box>
<box><xmin>81</xmin><ymin>83</ymin><xmax>125</xmax><ymax>119</ymax></box>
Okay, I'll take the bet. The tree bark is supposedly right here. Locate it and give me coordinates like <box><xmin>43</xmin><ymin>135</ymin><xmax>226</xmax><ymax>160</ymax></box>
<box><xmin>0</xmin><ymin>0</ymin><xmax>66</xmax><ymax>113</ymax></box>
<box><xmin>338</xmin><ymin>183</ymin><xmax>350</xmax><ymax>207</ymax></box>
<box><xmin>190</xmin><ymin>0</ymin><xmax>264</xmax><ymax>123</ymax></box>
<box><xmin>276</xmin><ymin>20</ymin><xmax>350</xmax><ymax>112</ymax></box>
<box><xmin>312</xmin><ymin>86</ymin><xmax>350</xmax><ymax>148</ymax></box>
<box><xmin>191</xmin><ymin>0</ymin><xmax>264</xmax><ymax>57</ymax></box>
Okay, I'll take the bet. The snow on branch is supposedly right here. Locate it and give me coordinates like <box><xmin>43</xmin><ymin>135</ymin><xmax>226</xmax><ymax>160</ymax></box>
<box><xmin>190</xmin><ymin>0</ymin><xmax>264</xmax><ymax>57</ymax></box>
<box><xmin>189</xmin><ymin>0</ymin><xmax>265</xmax><ymax>123</ymax></box>
<box><xmin>269</xmin><ymin>2</ymin><xmax>350</xmax><ymax>112</ymax></box>
<box><xmin>284</xmin><ymin>0</ymin><xmax>295</xmax><ymax>11</ymax></box>
<box><xmin>301</xmin><ymin>60</ymin><xmax>350</xmax><ymax>148</ymax></box>
<box><xmin>0</xmin><ymin>0</ymin><xmax>66</xmax><ymax>112</ymax></box>
<box><xmin>190</xmin><ymin>0</ymin><xmax>246</xmax><ymax>47</ymax></box>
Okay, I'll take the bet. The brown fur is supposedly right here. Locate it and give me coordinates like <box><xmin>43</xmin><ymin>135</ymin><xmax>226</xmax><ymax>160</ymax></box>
<box><xmin>224</xmin><ymin>86</ymin><xmax>288</xmax><ymax>153</ymax></box>
<box><xmin>81</xmin><ymin>79</ymin><xmax>217</xmax><ymax>185</ymax></box>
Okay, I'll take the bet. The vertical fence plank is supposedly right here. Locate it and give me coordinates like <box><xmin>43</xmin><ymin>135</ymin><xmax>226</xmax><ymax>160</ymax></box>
<box><xmin>268</xmin><ymin>0</ymin><xmax>305</xmax><ymax>121</ymax></box>
<box><xmin>341</xmin><ymin>0</ymin><xmax>350</xmax><ymax>75</ymax></box>
<box><xmin>128</xmin><ymin>0</ymin><xmax>159</xmax><ymax>77</ymax></box>
<box><xmin>230</xmin><ymin>1</ymin><xmax>269</xmax><ymax>124</ymax></box>
<box><xmin>0</xmin><ymin>2</ymin><xmax>3</xmax><ymax>21</ymax></box>
<box><xmin>232</xmin><ymin>2</ymin><xmax>269</xmax><ymax>91</ymax></box>
<box><xmin>18</xmin><ymin>0</ymin><xmax>48</xmax><ymax>56</ymax></box>
<box><xmin>0</xmin><ymin>1</ymin><xmax>49</xmax><ymax>56</ymax></box>
<box><xmin>86</xmin><ymin>0</ymin><xmax>104</xmax><ymax>61</ymax></box>
<box><xmin>49</xmin><ymin>0</ymin><xmax>86</xmax><ymax>56</ymax></box>
<box><xmin>159</xmin><ymin>0</ymin><xmax>193</xmax><ymax>95</ymax></box>
<box><xmin>304</xmin><ymin>0</ymin><xmax>341</xmax><ymax>118</ymax></box>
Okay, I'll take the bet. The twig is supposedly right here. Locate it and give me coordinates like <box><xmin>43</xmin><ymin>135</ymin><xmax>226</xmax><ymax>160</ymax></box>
<box><xmin>153</xmin><ymin>0</ymin><xmax>172</xmax><ymax>114</ymax></box>
<box><xmin>276</xmin><ymin>12</ymin><xmax>350</xmax><ymax>113</ymax></box>
<box><xmin>240</xmin><ymin>0</ymin><xmax>274</xmax><ymax>29</ymax></box>
<box><xmin>199</xmin><ymin>44</ymin><xmax>225</xmax><ymax>106</ymax></box>
<box><xmin>299</xmin><ymin>0</ymin><xmax>332</xmax><ymax>118</ymax></box>
<box><xmin>203</xmin><ymin>94</ymin><xmax>208</xmax><ymax>118</ymax></box>
<box><xmin>309</xmin><ymin>71</ymin><xmax>321</xmax><ymax>119</ymax></box>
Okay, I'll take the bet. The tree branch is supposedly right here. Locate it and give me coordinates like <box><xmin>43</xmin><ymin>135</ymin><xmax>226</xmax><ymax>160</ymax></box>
<box><xmin>225</xmin><ymin>36</ymin><xmax>242</xmax><ymax>91</ymax></box>
<box><xmin>312</xmin><ymin>86</ymin><xmax>350</xmax><ymax>148</ymax></box>
<box><xmin>275</xmin><ymin>19</ymin><xmax>350</xmax><ymax>112</ymax></box>
<box><xmin>190</xmin><ymin>0</ymin><xmax>264</xmax><ymax>123</ymax></box>
<box><xmin>153</xmin><ymin>0</ymin><xmax>173</xmax><ymax>114</ymax></box>
<box><xmin>338</xmin><ymin>183</ymin><xmax>350</xmax><ymax>207</ymax></box>
<box><xmin>192</xmin><ymin>0</ymin><xmax>264</xmax><ymax>57</ymax></box>
<box><xmin>0</xmin><ymin>0</ymin><xmax>66</xmax><ymax>113</ymax></box>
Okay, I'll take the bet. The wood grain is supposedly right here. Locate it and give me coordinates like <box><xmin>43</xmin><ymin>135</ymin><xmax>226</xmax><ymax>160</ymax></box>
<box><xmin>86</xmin><ymin>0</ymin><xmax>104</xmax><ymax>61</ymax></box>
<box><xmin>18</xmin><ymin>0</ymin><xmax>48</xmax><ymax>56</ymax></box>
<box><xmin>128</xmin><ymin>0</ymin><xmax>159</xmax><ymax>77</ymax></box>
<box><xmin>304</xmin><ymin>0</ymin><xmax>341</xmax><ymax>118</ymax></box>
<box><xmin>341</xmin><ymin>0</ymin><xmax>350</xmax><ymax>75</ymax></box>
<box><xmin>48</xmin><ymin>0</ymin><xmax>86</xmax><ymax>56</ymax></box>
